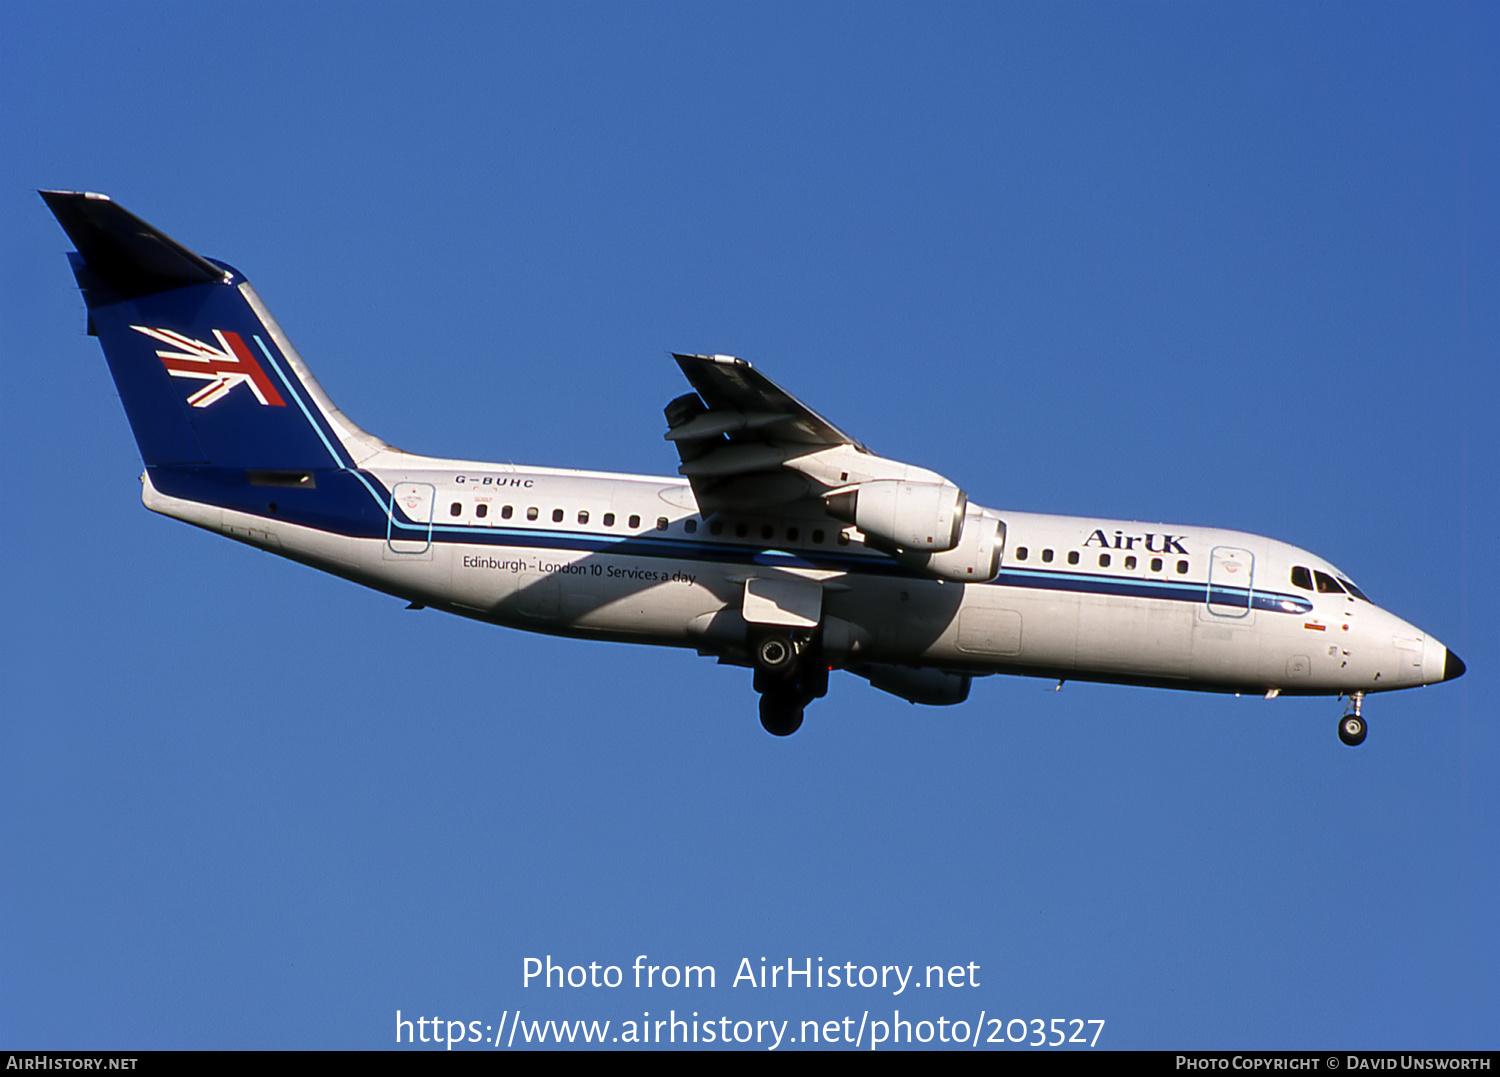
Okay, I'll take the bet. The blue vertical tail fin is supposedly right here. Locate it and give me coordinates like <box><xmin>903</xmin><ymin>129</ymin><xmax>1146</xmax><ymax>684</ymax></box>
<box><xmin>42</xmin><ymin>191</ymin><xmax>380</xmax><ymax>474</ymax></box>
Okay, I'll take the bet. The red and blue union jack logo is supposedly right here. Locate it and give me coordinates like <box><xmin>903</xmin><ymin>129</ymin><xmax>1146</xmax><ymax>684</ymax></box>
<box><xmin>131</xmin><ymin>326</ymin><xmax>287</xmax><ymax>408</ymax></box>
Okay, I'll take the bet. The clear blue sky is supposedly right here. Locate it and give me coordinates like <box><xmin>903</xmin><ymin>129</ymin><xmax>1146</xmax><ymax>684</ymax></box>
<box><xmin>3</xmin><ymin>2</ymin><xmax>1494</xmax><ymax>1050</ymax></box>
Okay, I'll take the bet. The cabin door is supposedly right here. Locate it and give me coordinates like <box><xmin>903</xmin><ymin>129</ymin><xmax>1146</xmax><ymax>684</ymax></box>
<box><xmin>386</xmin><ymin>482</ymin><xmax>435</xmax><ymax>556</ymax></box>
<box><xmin>1206</xmin><ymin>546</ymin><xmax>1254</xmax><ymax>618</ymax></box>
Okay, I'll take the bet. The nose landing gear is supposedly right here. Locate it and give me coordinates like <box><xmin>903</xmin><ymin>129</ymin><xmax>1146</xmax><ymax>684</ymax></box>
<box><xmin>1338</xmin><ymin>692</ymin><xmax>1367</xmax><ymax>747</ymax></box>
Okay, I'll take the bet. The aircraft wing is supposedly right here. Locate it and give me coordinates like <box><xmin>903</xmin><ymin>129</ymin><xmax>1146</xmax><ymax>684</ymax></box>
<box><xmin>664</xmin><ymin>353</ymin><xmax>955</xmax><ymax>519</ymax></box>
<box><xmin>669</xmin><ymin>353</ymin><xmax>866</xmax><ymax>452</ymax></box>
<box><xmin>663</xmin><ymin>353</ymin><xmax>862</xmax><ymax>515</ymax></box>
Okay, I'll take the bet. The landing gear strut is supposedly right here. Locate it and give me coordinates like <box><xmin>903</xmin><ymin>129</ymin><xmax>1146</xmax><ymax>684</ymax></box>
<box><xmin>1338</xmin><ymin>692</ymin><xmax>1367</xmax><ymax>747</ymax></box>
<box><xmin>753</xmin><ymin>632</ymin><xmax>827</xmax><ymax>736</ymax></box>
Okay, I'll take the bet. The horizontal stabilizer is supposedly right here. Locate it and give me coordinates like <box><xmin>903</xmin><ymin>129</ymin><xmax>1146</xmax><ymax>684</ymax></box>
<box><xmin>40</xmin><ymin>190</ymin><xmax>228</xmax><ymax>299</ymax></box>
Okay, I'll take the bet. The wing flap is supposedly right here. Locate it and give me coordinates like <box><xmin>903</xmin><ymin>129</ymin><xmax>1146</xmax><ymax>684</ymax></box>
<box><xmin>664</xmin><ymin>409</ymin><xmax>788</xmax><ymax>441</ymax></box>
<box><xmin>676</xmin><ymin>443</ymin><xmax>794</xmax><ymax>478</ymax></box>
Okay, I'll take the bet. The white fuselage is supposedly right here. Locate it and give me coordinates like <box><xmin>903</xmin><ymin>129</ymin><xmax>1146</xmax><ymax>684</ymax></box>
<box><xmin>143</xmin><ymin>456</ymin><xmax>1451</xmax><ymax>698</ymax></box>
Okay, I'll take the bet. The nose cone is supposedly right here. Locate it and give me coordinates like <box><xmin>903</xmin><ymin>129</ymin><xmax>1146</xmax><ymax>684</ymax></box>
<box><xmin>1417</xmin><ymin>632</ymin><xmax>1464</xmax><ymax>687</ymax></box>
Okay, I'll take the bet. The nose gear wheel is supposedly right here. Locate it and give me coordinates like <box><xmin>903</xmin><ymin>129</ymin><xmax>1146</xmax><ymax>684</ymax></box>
<box><xmin>1338</xmin><ymin>692</ymin><xmax>1367</xmax><ymax>746</ymax></box>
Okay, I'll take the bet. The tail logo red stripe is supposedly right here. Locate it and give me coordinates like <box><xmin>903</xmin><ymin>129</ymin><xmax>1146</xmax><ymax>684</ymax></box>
<box><xmin>131</xmin><ymin>325</ymin><xmax>287</xmax><ymax>408</ymax></box>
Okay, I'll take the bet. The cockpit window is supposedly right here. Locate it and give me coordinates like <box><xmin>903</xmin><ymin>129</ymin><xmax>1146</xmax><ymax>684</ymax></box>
<box><xmin>1291</xmin><ymin>566</ymin><xmax>1313</xmax><ymax>591</ymax></box>
<box><xmin>1313</xmin><ymin>570</ymin><xmax>1346</xmax><ymax>595</ymax></box>
<box><xmin>1337</xmin><ymin>577</ymin><xmax>1370</xmax><ymax>602</ymax></box>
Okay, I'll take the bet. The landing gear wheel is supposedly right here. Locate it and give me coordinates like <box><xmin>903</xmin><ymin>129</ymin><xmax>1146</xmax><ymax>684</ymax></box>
<box><xmin>759</xmin><ymin>693</ymin><xmax>804</xmax><ymax>736</ymax></box>
<box><xmin>1339</xmin><ymin>713</ymin><xmax>1367</xmax><ymax>747</ymax></box>
<box><xmin>754</xmin><ymin>635</ymin><xmax>797</xmax><ymax>678</ymax></box>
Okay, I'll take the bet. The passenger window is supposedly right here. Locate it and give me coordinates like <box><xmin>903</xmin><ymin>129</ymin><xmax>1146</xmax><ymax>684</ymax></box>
<box><xmin>450</xmin><ymin>502</ymin><xmax>462</xmax><ymax>517</ymax></box>
<box><xmin>787</xmin><ymin>527</ymin><xmax>799</xmax><ymax>542</ymax></box>
<box><xmin>526</xmin><ymin>507</ymin><xmax>539</xmax><ymax>521</ymax></box>
<box><xmin>1041</xmin><ymin>549</ymin><xmax>1054</xmax><ymax>563</ymax></box>
<box><xmin>1098</xmin><ymin>553</ymin><xmax>1111</xmax><ymax>567</ymax></box>
<box><xmin>657</xmin><ymin>517</ymin><xmax>669</xmax><ymax>531</ymax></box>
<box><xmin>1314</xmin><ymin>570</ymin><xmax>1346</xmax><ymax>594</ymax></box>
<box><xmin>735</xmin><ymin>523</ymin><xmax>748</xmax><ymax>538</ymax></box>
<box><xmin>1124</xmin><ymin>555</ymin><xmax>1136</xmax><ymax>570</ymax></box>
<box><xmin>1151</xmin><ymin>557</ymin><xmax>1163</xmax><ymax>572</ymax></box>
<box><xmin>476</xmin><ymin>504</ymin><xmax>488</xmax><ymax>519</ymax></box>
<box><xmin>502</xmin><ymin>505</ymin><xmax>513</xmax><ymax>520</ymax></box>
<box><xmin>578</xmin><ymin>510</ymin><xmax>589</xmax><ymax>525</ymax></box>
<box><xmin>1067</xmin><ymin>551</ymin><xmax>1080</xmax><ymax>565</ymax></box>
<box><xmin>628</xmin><ymin>515</ymin><xmax>641</xmax><ymax>529</ymax></box>
<box><xmin>552</xmin><ymin>508</ymin><xmax>564</xmax><ymax>523</ymax></box>
<box><xmin>1291</xmin><ymin>566</ymin><xmax>1314</xmax><ymax>591</ymax></box>
<box><xmin>812</xmin><ymin>530</ymin><xmax>824</xmax><ymax>544</ymax></box>
<box><xmin>710</xmin><ymin>520</ymin><xmax>724</xmax><ymax>536</ymax></box>
<box><xmin>1176</xmin><ymin>560</ymin><xmax>1189</xmax><ymax>574</ymax></box>
<box><xmin>837</xmin><ymin>532</ymin><xmax>850</xmax><ymax>546</ymax></box>
<box><xmin>603</xmin><ymin>512</ymin><xmax>615</xmax><ymax>527</ymax></box>
<box><xmin>761</xmin><ymin>524</ymin><xmax>774</xmax><ymax>540</ymax></box>
<box><xmin>684</xmin><ymin>519</ymin><xmax>697</xmax><ymax>534</ymax></box>
<box><xmin>1015</xmin><ymin>547</ymin><xmax>1028</xmax><ymax>561</ymax></box>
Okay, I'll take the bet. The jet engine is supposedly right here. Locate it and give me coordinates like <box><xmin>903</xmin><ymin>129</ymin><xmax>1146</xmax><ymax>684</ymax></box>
<box><xmin>824</xmin><ymin>479</ymin><xmax>967</xmax><ymax>552</ymax></box>
<box><xmin>897</xmin><ymin>509</ymin><xmax>1005</xmax><ymax>583</ymax></box>
<box><xmin>852</xmin><ymin>664</ymin><xmax>972</xmax><ymax>706</ymax></box>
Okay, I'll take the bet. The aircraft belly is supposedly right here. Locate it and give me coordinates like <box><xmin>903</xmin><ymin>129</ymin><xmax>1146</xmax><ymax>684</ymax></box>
<box><xmin>820</xmin><ymin>576</ymin><xmax>961</xmax><ymax>663</ymax></box>
<box><xmin>149</xmin><ymin>479</ymin><xmax>375</xmax><ymax>580</ymax></box>
<box><xmin>356</xmin><ymin>538</ymin><xmax>454</xmax><ymax>598</ymax></box>
<box><xmin>1077</xmin><ymin>594</ymin><xmax>1193</xmax><ymax>677</ymax></box>
<box><xmin>261</xmin><ymin>522</ymin><xmax>362</xmax><ymax>575</ymax></box>
<box><xmin>572</xmin><ymin>578</ymin><xmax>724</xmax><ymax>639</ymax></box>
<box><xmin>949</xmin><ymin>585</ymin><xmax>1079</xmax><ymax>672</ymax></box>
<box><xmin>444</xmin><ymin>543</ymin><xmax>728</xmax><ymax>642</ymax></box>
<box><xmin>842</xmin><ymin>582</ymin><xmax>1084</xmax><ymax>673</ymax></box>
<box><xmin>1190</xmin><ymin>621</ymin><xmax>1262</xmax><ymax>685</ymax></box>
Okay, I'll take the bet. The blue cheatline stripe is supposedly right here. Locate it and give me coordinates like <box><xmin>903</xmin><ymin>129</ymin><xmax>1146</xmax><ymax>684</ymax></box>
<box><xmin>989</xmin><ymin>565</ymin><xmax>1306</xmax><ymax>614</ymax></box>
<box><xmin>370</xmin><ymin>514</ymin><xmax>1315</xmax><ymax>614</ymax></box>
<box><xmin>253</xmin><ymin>335</ymin><xmax>349</xmax><ymax>469</ymax></box>
<box><xmin>253</xmin><ymin>334</ymin><xmax>404</xmax><ymax>516</ymax></box>
<box><xmin>413</xmin><ymin>521</ymin><xmax>886</xmax><ymax>572</ymax></box>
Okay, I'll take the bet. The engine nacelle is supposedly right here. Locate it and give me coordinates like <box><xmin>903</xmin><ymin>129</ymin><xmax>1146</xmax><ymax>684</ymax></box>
<box><xmin>852</xmin><ymin>664</ymin><xmax>972</xmax><ymax>706</ymax></box>
<box><xmin>825</xmin><ymin>479</ymin><xmax>966</xmax><ymax>552</ymax></box>
<box><xmin>897</xmin><ymin>510</ymin><xmax>1005</xmax><ymax>583</ymax></box>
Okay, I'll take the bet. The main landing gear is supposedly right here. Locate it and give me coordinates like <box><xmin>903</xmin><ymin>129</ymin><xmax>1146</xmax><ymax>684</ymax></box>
<box><xmin>754</xmin><ymin>633</ymin><xmax>828</xmax><ymax>737</ymax></box>
<box><xmin>1338</xmin><ymin>691</ymin><xmax>1367</xmax><ymax>747</ymax></box>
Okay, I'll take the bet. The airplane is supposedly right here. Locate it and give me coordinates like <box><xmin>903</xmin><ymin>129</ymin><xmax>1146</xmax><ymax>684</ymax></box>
<box><xmin>41</xmin><ymin>190</ymin><xmax>1465</xmax><ymax>743</ymax></box>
